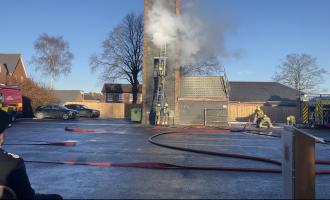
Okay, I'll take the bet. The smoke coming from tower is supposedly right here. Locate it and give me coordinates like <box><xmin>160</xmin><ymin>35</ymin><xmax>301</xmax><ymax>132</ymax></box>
<box><xmin>146</xmin><ymin>0</ymin><xmax>229</xmax><ymax>67</ymax></box>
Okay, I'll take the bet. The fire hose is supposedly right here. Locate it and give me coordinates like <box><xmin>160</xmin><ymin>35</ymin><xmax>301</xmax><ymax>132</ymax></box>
<box><xmin>19</xmin><ymin>127</ymin><xmax>330</xmax><ymax>174</ymax></box>
<box><xmin>4</xmin><ymin>141</ymin><xmax>77</xmax><ymax>146</ymax></box>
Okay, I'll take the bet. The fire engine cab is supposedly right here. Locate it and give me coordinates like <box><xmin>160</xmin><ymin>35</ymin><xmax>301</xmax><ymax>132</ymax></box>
<box><xmin>301</xmin><ymin>94</ymin><xmax>330</xmax><ymax>128</ymax></box>
<box><xmin>0</xmin><ymin>85</ymin><xmax>23</xmax><ymax>122</ymax></box>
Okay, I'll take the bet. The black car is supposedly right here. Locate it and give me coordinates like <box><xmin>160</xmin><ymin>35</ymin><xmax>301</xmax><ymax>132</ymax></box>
<box><xmin>35</xmin><ymin>104</ymin><xmax>79</xmax><ymax>120</ymax></box>
<box><xmin>64</xmin><ymin>104</ymin><xmax>100</xmax><ymax>118</ymax></box>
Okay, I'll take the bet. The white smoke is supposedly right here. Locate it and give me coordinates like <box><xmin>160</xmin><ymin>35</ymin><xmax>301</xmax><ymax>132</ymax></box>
<box><xmin>146</xmin><ymin>0</ymin><xmax>229</xmax><ymax>67</ymax></box>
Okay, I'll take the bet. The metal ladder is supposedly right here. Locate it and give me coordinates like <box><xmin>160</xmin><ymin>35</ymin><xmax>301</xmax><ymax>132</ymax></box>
<box><xmin>155</xmin><ymin>43</ymin><xmax>167</xmax><ymax>124</ymax></box>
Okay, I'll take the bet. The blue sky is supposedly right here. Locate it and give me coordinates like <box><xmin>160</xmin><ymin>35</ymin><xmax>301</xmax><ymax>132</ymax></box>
<box><xmin>1</xmin><ymin>0</ymin><xmax>329</xmax><ymax>92</ymax></box>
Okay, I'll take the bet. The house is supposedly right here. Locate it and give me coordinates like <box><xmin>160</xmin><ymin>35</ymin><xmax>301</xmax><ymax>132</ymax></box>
<box><xmin>0</xmin><ymin>53</ymin><xmax>28</xmax><ymax>84</ymax></box>
<box><xmin>228</xmin><ymin>81</ymin><xmax>301</xmax><ymax>122</ymax></box>
<box><xmin>102</xmin><ymin>84</ymin><xmax>142</xmax><ymax>104</ymax></box>
<box><xmin>83</xmin><ymin>92</ymin><xmax>104</xmax><ymax>103</ymax></box>
<box><xmin>52</xmin><ymin>90</ymin><xmax>84</xmax><ymax>104</ymax></box>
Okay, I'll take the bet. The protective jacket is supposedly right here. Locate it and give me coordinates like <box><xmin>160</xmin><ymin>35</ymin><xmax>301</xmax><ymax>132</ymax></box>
<box><xmin>0</xmin><ymin>148</ymin><xmax>36</xmax><ymax>199</ymax></box>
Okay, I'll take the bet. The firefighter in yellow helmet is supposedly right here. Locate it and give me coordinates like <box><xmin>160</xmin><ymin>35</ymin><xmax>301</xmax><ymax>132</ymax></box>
<box><xmin>155</xmin><ymin>103</ymin><xmax>161</xmax><ymax>125</ymax></box>
<box><xmin>163</xmin><ymin>101</ymin><xmax>170</xmax><ymax>126</ymax></box>
<box><xmin>286</xmin><ymin>115</ymin><xmax>296</xmax><ymax>126</ymax></box>
<box><xmin>253</xmin><ymin>106</ymin><xmax>273</xmax><ymax>128</ymax></box>
<box><xmin>159</xmin><ymin>65</ymin><xmax>164</xmax><ymax>76</ymax></box>
<box><xmin>253</xmin><ymin>106</ymin><xmax>264</xmax><ymax>124</ymax></box>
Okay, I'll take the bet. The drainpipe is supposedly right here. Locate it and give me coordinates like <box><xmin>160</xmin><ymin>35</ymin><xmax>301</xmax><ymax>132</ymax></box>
<box><xmin>204</xmin><ymin>107</ymin><xmax>207</xmax><ymax>126</ymax></box>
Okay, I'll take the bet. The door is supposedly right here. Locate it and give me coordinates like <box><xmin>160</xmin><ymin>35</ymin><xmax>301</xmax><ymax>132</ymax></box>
<box><xmin>42</xmin><ymin>105</ymin><xmax>52</xmax><ymax>118</ymax></box>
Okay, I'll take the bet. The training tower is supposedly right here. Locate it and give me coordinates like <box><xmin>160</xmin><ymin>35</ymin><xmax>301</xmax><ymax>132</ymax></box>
<box><xmin>142</xmin><ymin>0</ymin><xmax>181</xmax><ymax>125</ymax></box>
<box><xmin>142</xmin><ymin>0</ymin><xmax>229</xmax><ymax>127</ymax></box>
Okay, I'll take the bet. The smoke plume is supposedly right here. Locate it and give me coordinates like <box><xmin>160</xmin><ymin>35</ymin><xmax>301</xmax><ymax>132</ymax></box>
<box><xmin>146</xmin><ymin>0</ymin><xmax>229</xmax><ymax>68</ymax></box>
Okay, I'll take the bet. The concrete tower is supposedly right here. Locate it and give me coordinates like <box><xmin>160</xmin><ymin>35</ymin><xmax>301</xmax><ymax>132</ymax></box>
<box><xmin>142</xmin><ymin>0</ymin><xmax>181</xmax><ymax>125</ymax></box>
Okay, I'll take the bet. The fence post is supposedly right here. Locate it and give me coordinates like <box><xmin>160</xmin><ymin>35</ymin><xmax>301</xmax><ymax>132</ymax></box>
<box><xmin>282</xmin><ymin>126</ymin><xmax>315</xmax><ymax>199</ymax></box>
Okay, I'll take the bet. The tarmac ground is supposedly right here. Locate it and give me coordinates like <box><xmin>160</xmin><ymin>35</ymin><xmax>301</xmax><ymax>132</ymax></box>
<box><xmin>3</xmin><ymin>119</ymin><xmax>330</xmax><ymax>199</ymax></box>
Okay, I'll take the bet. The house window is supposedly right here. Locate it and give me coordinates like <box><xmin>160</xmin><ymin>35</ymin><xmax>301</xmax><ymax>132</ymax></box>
<box><xmin>130</xmin><ymin>94</ymin><xmax>133</xmax><ymax>102</ymax></box>
<box><xmin>107</xmin><ymin>93</ymin><xmax>113</xmax><ymax>102</ymax></box>
<box><xmin>118</xmin><ymin>94</ymin><xmax>123</xmax><ymax>102</ymax></box>
<box><xmin>139</xmin><ymin>94</ymin><xmax>142</xmax><ymax>103</ymax></box>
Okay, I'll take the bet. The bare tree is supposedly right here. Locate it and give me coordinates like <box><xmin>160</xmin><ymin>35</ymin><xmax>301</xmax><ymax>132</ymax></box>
<box><xmin>273</xmin><ymin>53</ymin><xmax>327</xmax><ymax>92</ymax></box>
<box><xmin>181</xmin><ymin>58</ymin><xmax>224</xmax><ymax>76</ymax></box>
<box><xmin>30</xmin><ymin>33</ymin><xmax>74</xmax><ymax>88</ymax></box>
<box><xmin>90</xmin><ymin>12</ymin><xmax>143</xmax><ymax>104</ymax></box>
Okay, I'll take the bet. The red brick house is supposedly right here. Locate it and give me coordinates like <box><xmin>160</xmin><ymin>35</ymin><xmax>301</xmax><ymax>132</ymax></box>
<box><xmin>102</xmin><ymin>84</ymin><xmax>142</xmax><ymax>104</ymax></box>
<box><xmin>0</xmin><ymin>54</ymin><xmax>28</xmax><ymax>84</ymax></box>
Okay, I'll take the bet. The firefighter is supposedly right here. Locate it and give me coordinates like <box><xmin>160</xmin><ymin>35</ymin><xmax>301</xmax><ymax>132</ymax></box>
<box><xmin>0</xmin><ymin>97</ymin><xmax>11</xmax><ymax>127</ymax></box>
<box><xmin>0</xmin><ymin>94</ymin><xmax>3</xmax><ymax>110</ymax></box>
<box><xmin>163</xmin><ymin>101</ymin><xmax>170</xmax><ymax>126</ymax></box>
<box><xmin>253</xmin><ymin>106</ymin><xmax>264</xmax><ymax>124</ymax></box>
<box><xmin>286</xmin><ymin>115</ymin><xmax>296</xmax><ymax>126</ymax></box>
<box><xmin>155</xmin><ymin>103</ymin><xmax>161</xmax><ymax>125</ymax></box>
<box><xmin>258</xmin><ymin>114</ymin><xmax>273</xmax><ymax>128</ymax></box>
<box><xmin>0</xmin><ymin>110</ymin><xmax>62</xmax><ymax>200</ymax></box>
<box><xmin>253</xmin><ymin>106</ymin><xmax>273</xmax><ymax>128</ymax></box>
<box><xmin>159</xmin><ymin>64</ymin><xmax>164</xmax><ymax>76</ymax></box>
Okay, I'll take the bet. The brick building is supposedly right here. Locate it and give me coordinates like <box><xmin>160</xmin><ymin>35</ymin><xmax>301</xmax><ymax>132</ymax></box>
<box><xmin>0</xmin><ymin>54</ymin><xmax>28</xmax><ymax>84</ymax></box>
<box><xmin>102</xmin><ymin>84</ymin><xmax>142</xmax><ymax>104</ymax></box>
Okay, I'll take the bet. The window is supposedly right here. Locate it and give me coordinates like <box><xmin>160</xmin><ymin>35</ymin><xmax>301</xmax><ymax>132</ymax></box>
<box><xmin>52</xmin><ymin>105</ymin><xmax>60</xmax><ymax>110</ymax></box>
<box><xmin>130</xmin><ymin>94</ymin><xmax>133</xmax><ymax>102</ymax></box>
<box><xmin>118</xmin><ymin>94</ymin><xmax>123</xmax><ymax>102</ymax></box>
<box><xmin>44</xmin><ymin>105</ymin><xmax>52</xmax><ymax>109</ymax></box>
<box><xmin>107</xmin><ymin>93</ymin><xmax>113</xmax><ymax>102</ymax></box>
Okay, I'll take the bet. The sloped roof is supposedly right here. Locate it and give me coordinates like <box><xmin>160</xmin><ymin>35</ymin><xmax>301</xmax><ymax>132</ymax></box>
<box><xmin>102</xmin><ymin>82</ymin><xmax>299</xmax><ymax>103</ymax></box>
<box><xmin>84</xmin><ymin>93</ymin><xmax>103</xmax><ymax>101</ymax></box>
<box><xmin>52</xmin><ymin>90</ymin><xmax>83</xmax><ymax>103</ymax></box>
<box><xmin>0</xmin><ymin>54</ymin><xmax>21</xmax><ymax>73</ymax></box>
<box><xmin>229</xmin><ymin>81</ymin><xmax>300</xmax><ymax>102</ymax></box>
<box><xmin>102</xmin><ymin>84</ymin><xmax>142</xmax><ymax>93</ymax></box>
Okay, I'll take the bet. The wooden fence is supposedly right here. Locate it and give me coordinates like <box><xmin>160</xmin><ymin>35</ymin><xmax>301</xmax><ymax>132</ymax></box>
<box><xmin>65</xmin><ymin>102</ymin><xmax>125</xmax><ymax>119</ymax></box>
<box><xmin>229</xmin><ymin>102</ymin><xmax>300</xmax><ymax>123</ymax></box>
<box><xmin>65</xmin><ymin>101</ymin><xmax>299</xmax><ymax>123</ymax></box>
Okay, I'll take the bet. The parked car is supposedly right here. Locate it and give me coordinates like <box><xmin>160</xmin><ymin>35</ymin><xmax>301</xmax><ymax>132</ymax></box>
<box><xmin>35</xmin><ymin>104</ymin><xmax>79</xmax><ymax>120</ymax></box>
<box><xmin>64</xmin><ymin>104</ymin><xmax>100</xmax><ymax>118</ymax></box>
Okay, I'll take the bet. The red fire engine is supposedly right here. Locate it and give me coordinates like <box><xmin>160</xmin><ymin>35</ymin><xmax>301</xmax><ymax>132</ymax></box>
<box><xmin>0</xmin><ymin>85</ymin><xmax>23</xmax><ymax>122</ymax></box>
